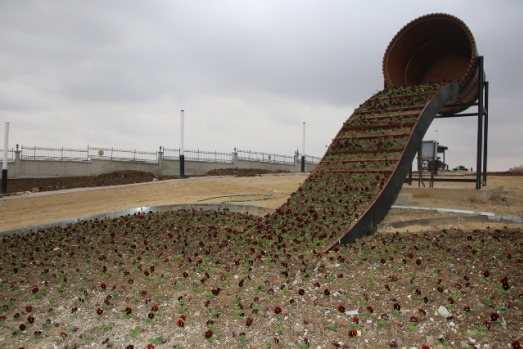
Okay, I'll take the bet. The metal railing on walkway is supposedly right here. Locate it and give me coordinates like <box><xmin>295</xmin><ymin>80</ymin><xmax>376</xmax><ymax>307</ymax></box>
<box><xmin>163</xmin><ymin>148</ymin><xmax>233</xmax><ymax>163</ymax></box>
<box><xmin>10</xmin><ymin>145</ymin><xmax>320</xmax><ymax>165</ymax></box>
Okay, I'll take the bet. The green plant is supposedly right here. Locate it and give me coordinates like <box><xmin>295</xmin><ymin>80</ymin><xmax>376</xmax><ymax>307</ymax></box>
<box><xmin>129</xmin><ymin>326</ymin><xmax>141</xmax><ymax>338</ymax></box>
<box><xmin>121</xmin><ymin>312</ymin><xmax>132</xmax><ymax>320</ymax></box>
<box><xmin>80</xmin><ymin>333</ymin><xmax>96</xmax><ymax>345</ymax></box>
<box><xmin>102</xmin><ymin>324</ymin><xmax>113</xmax><ymax>333</ymax></box>
<box><xmin>406</xmin><ymin>324</ymin><xmax>418</xmax><ymax>332</ymax></box>
<box><xmin>31</xmin><ymin>288</ymin><xmax>45</xmax><ymax>299</ymax></box>
<box><xmin>149</xmin><ymin>336</ymin><xmax>164</xmax><ymax>345</ymax></box>
<box><xmin>237</xmin><ymin>333</ymin><xmax>247</xmax><ymax>343</ymax></box>
<box><xmin>481</xmin><ymin>296</ymin><xmax>493</xmax><ymax>306</ymax></box>
<box><xmin>209</xmin><ymin>308</ymin><xmax>219</xmax><ymax>319</ymax></box>
<box><xmin>154</xmin><ymin>293</ymin><xmax>165</xmax><ymax>300</ymax></box>
<box><xmin>299</xmin><ymin>341</ymin><xmax>310</xmax><ymax>349</ymax></box>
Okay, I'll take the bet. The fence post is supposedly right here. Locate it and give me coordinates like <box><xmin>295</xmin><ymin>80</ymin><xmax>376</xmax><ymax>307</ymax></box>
<box><xmin>14</xmin><ymin>144</ymin><xmax>20</xmax><ymax>177</ymax></box>
<box><xmin>232</xmin><ymin>149</ymin><xmax>238</xmax><ymax>167</ymax></box>
<box><xmin>301</xmin><ymin>122</ymin><xmax>306</xmax><ymax>172</ymax></box>
<box><xmin>158</xmin><ymin>146</ymin><xmax>163</xmax><ymax>176</ymax></box>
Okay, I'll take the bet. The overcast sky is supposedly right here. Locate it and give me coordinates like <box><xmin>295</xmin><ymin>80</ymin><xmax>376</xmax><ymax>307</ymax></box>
<box><xmin>1</xmin><ymin>1</ymin><xmax>521</xmax><ymax>171</ymax></box>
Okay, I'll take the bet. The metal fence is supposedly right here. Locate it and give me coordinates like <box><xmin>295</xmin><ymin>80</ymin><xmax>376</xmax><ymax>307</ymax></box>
<box><xmin>20</xmin><ymin>146</ymin><xmax>89</xmax><ymax>161</ymax></box>
<box><xmin>163</xmin><ymin>148</ymin><xmax>233</xmax><ymax>163</ymax></box>
<box><xmin>15</xmin><ymin>145</ymin><xmax>320</xmax><ymax>165</ymax></box>
<box><xmin>88</xmin><ymin>146</ymin><xmax>158</xmax><ymax>163</ymax></box>
<box><xmin>0</xmin><ymin>148</ymin><xmax>15</xmax><ymax>162</ymax></box>
<box><xmin>236</xmin><ymin>149</ymin><xmax>294</xmax><ymax>164</ymax></box>
<box><xmin>304</xmin><ymin>154</ymin><xmax>322</xmax><ymax>164</ymax></box>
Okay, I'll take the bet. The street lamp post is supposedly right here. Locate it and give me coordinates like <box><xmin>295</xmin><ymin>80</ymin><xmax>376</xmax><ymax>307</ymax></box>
<box><xmin>180</xmin><ymin>110</ymin><xmax>186</xmax><ymax>179</ymax></box>
<box><xmin>1</xmin><ymin>122</ymin><xmax>9</xmax><ymax>194</ymax></box>
<box><xmin>301</xmin><ymin>122</ymin><xmax>306</xmax><ymax>172</ymax></box>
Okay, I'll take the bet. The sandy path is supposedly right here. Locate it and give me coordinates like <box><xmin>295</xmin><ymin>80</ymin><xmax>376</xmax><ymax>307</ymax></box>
<box><xmin>0</xmin><ymin>174</ymin><xmax>307</xmax><ymax>232</ymax></box>
<box><xmin>1</xmin><ymin>173</ymin><xmax>522</xmax><ymax>233</ymax></box>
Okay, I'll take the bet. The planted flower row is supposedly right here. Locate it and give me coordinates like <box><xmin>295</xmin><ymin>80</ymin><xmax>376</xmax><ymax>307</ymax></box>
<box><xmin>339</xmin><ymin>123</ymin><xmax>414</xmax><ymax>137</ymax></box>
<box><xmin>317</xmin><ymin>158</ymin><xmax>398</xmax><ymax>172</ymax></box>
<box><xmin>323</xmin><ymin>150</ymin><xmax>403</xmax><ymax>163</ymax></box>
<box><xmin>329</xmin><ymin>134</ymin><xmax>410</xmax><ymax>152</ymax></box>
<box><xmin>347</xmin><ymin>112</ymin><xmax>419</xmax><ymax>128</ymax></box>
<box><xmin>253</xmin><ymin>81</ymin><xmax>448</xmax><ymax>251</ymax></box>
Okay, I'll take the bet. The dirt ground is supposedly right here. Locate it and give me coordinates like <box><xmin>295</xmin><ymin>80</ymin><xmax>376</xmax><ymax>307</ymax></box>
<box><xmin>1</xmin><ymin>170</ymin><xmax>522</xmax><ymax>233</ymax></box>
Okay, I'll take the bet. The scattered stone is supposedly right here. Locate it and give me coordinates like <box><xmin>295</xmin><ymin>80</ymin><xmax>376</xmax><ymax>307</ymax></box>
<box><xmin>437</xmin><ymin>305</ymin><xmax>452</xmax><ymax>317</ymax></box>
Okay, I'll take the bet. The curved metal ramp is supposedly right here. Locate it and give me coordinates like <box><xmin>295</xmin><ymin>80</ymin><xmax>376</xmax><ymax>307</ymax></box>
<box><xmin>263</xmin><ymin>81</ymin><xmax>459</xmax><ymax>252</ymax></box>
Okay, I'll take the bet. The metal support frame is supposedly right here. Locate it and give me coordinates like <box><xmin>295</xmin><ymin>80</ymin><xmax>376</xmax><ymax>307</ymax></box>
<box><xmin>416</xmin><ymin>140</ymin><xmax>440</xmax><ymax>188</ymax></box>
<box><xmin>433</xmin><ymin>56</ymin><xmax>489</xmax><ymax>189</ymax></box>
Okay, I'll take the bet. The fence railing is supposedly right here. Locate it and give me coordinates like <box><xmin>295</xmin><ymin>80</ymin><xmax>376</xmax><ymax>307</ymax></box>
<box><xmin>0</xmin><ymin>148</ymin><xmax>15</xmax><ymax>162</ymax></box>
<box><xmin>20</xmin><ymin>146</ymin><xmax>88</xmax><ymax>161</ymax></box>
<box><xmin>88</xmin><ymin>146</ymin><xmax>158</xmax><ymax>163</ymax></box>
<box><xmin>163</xmin><ymin>148</ymin><xmax>233</xmax><ymax>163</ymax></box>
<box><xmin>14</xmin><ymin>145</ymin><xmax>320</xmax><ymax>165</ymax></box>
<box><xmin>304</xmin><ymin>154</ymin><xmax>322</xmax><ymax>164</ymax></box>
<box><xmin>236</xmin><ymin>149</ymin><xmax>294</xmax><ymax>164</ymax></box>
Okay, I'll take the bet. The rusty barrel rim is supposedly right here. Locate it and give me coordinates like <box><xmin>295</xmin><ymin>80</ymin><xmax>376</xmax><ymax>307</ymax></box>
<box><xmin>382</xmin><ymin>13</ymin><xmax>479</xmax><ymax>114</ymax></box>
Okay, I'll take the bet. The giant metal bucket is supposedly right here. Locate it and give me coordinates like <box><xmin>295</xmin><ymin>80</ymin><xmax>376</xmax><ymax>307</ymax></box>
<box><xmin>383</xmin><ymin>13</ymin><xmax>481</xmax><ymax>114</ymax></box>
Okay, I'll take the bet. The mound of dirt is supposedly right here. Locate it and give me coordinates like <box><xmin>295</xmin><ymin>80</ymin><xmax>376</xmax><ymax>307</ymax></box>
<box><xmin>203</xmin><ymin>167</ymin><xmax>289</xmax><ymax>177</ymax></box>
<box><xmin>4</xmin><ymin>171</ymin><xmax>171</xmax><ymax>194</ymax></box>
<box><xmin>4</xmin><ymin>168</ymin><xmax>290</xmax><ymax>195</ymax></box>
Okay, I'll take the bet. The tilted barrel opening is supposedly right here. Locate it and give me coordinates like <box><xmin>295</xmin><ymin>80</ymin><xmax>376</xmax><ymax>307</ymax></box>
<box><xmin>383</xmin><ymin>14</ymin><xmax>479</xmax><ymax>114</ymax></box>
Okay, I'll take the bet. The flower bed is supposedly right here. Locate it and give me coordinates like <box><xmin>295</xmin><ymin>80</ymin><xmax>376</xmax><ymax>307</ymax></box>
<box><xmin>0</xmin><ymin>209</ymin><xmax>521</xmax><ymax>348</ymax></box>
<box><xmin>260</xmin><ymin>82</ymin><xmax>448</xmax><ymax>250</ymax></box>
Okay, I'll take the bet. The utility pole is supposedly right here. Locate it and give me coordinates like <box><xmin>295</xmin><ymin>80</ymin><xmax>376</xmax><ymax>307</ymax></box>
<box><xmin>301</xmin><ymin>122</ymin><xmax>306</xmax><ymax>173</ymax></box>
<box><xmin>2</xmin><ymin>122</ymin><xmax>9</xmax><ymax>194</ymax></box>
<box><xmin>180</xmin><ymin>110</ymin><xmax>185</xmax><ymax>179</ymax></box>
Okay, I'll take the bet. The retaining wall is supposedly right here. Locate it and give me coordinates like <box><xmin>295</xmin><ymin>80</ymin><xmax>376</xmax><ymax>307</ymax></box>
<box><xmin>7</xmin><ymin>151</ymin><xmax>317</xmax><ymax>178</ymax></box>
